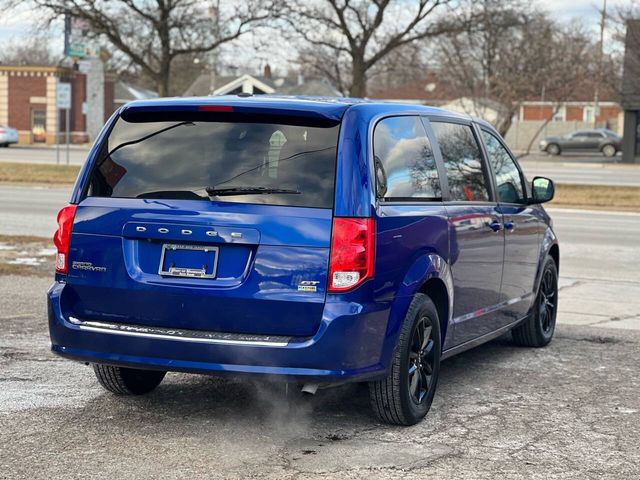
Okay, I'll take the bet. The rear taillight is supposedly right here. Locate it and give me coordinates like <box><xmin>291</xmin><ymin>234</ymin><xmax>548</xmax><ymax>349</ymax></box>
<box><xmin>53</xmin><ymin>205</ymin><xmax>77</xmax><ymax>273</ymax></box>
<box><xmin>328</xmin><ymin>217</ymin><xmax>375</xmax><ymax>292</ymax></box>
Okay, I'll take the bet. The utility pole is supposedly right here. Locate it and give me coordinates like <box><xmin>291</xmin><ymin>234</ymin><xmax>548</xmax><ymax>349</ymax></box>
<box><xmin>208</xmin><ymin>5</ymin><xmax>219</xmax><ymax>95</ymax></box>
<box><xmin>593</xmin><ymin>0</ymin><xmax>607</xmax><ymax>128</ymax></box>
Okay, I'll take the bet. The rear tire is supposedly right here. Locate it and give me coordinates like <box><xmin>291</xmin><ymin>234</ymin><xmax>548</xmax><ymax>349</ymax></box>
<box><xmin>369</xmin><ymin>293</ymin><xmax>441</xmax><ymax>426</ymax></box>
<box><xmin>93</xmin><ymin>364</ymin><xmax>166</xmax><ymax>395</ymax></box>
<box><xmin>512</xmin><ymin>255</ymin><xmax>558</xmax><ymax>347</ymax></box>
<box><xmin>546</xmin><ymin>144</ymin><xmax>561</xmax><ymax>156</ymax></box>
<box><xmin>602</xmin><ymin>144</ymin><xmax>616</xmax><ymax>157</ymax></box>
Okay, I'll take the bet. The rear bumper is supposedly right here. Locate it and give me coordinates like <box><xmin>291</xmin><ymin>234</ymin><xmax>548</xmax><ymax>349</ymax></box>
<box><xmin>47</xmin><ymin>281</ymin><xmax>391</xmax><ymax>383</ymax></box>
<box><xmin>0</xmin><ymin>133</ymin><xmax>18</xmax><ymax>144</ymax></box>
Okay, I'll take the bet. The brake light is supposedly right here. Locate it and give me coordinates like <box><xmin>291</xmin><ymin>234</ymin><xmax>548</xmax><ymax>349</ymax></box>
<box><xmin>197</xmin><ymin>105</ymin><xmax>234</xmax><ymax>112</ymax></box>
<box><xmin>53</xmin><ymin>205</ymin><xmax>77</xmax><ymax>273</ymax></box>
<box><xmin>328</xmin><ymin>217</ymin><xmax>375</xmax><ymax>292</ymax></box>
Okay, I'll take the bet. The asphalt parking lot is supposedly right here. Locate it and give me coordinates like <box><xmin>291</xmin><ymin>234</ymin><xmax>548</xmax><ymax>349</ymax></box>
<box><xmin>1</xmin><ymin>274</ymin><xmax>639</xmax><ymax>479</ymax></box>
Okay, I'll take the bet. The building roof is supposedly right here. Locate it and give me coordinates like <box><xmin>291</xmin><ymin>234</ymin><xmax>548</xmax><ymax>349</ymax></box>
<box><xmin>183</xmin><ymin>73</ymin><xmax>277</xmax><ymax>97</ymax></box>
<box><xmin>622</xmin><ymin>19</ymin><xmax>640</xmax><ymax>110</ymax></box>
<box><xmin>114</xmin><ymin>81</ymin><xmax>158</xmax><ymax>104</ymax></box>
<box><xmin>369</xmin><ymin>73</ymin><xmax>461</xmax><ymax>104</ymax></box>
<box><xmin>183</xmin><ymin>72</ymin><xmax>342</xmax><ymax>98</ymax></box>
<box><xmin>277</xmin><ymin>78</ymin><xmax>342</xmax><ymax>97</ymax></box>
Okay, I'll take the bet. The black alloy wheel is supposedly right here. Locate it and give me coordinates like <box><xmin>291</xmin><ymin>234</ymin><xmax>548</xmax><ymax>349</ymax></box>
<box><xmin>512</xmin><ymin>255</ymin><xmax>558</xmax><ymax>347</ymax></box>
<box><xmin>369</xmin><ymin>293</ymin><xmax>441</xmax><ymax>425</ymax></box>
<box><xmin>408</xmin><ymin>315</ymin><xmax>436</xmax><ymax>405</ymax></box>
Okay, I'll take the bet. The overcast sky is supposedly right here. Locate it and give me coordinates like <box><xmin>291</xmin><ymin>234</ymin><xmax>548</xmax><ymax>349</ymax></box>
<box><xmin>0</xmin><ymin>0</ymin><xmax>634</xmax><ymax>60</ymax></box>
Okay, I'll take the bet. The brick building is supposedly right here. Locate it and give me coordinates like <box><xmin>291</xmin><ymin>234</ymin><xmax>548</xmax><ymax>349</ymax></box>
<box><xmin>518</xmin><ymin>101</ymin><xmax>621</xmax><ymax>125</ymax></box>
<box><xmin>0</xmin><ymin>65</ymin><xmax>116</xmax><ymax>145</ymax></box>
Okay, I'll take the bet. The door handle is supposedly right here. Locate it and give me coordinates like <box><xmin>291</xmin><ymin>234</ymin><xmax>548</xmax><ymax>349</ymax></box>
<box><xmin>504</xmin><ymin>221</ymin><xmax>515</xmax><ymax>231</ymax></box>
<box><xmin>487</xmin><ymin>220</ymin><xmax>503</xmax><ymax>232</ymax></box>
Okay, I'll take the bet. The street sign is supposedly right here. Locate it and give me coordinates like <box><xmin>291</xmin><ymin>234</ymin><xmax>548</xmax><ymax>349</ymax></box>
<box><xmin>57</xmin><ymin>83</ymin><xmax>72</xmax><ymax>110</ymax></box>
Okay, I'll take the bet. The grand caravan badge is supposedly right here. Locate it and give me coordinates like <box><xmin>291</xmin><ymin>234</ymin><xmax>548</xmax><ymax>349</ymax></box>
<box><xmin>298</xmin><ymin>280</ymin><xmax>320</xmax><ymax>292</ymax></box>
<box><xmin>72</xmin><ymin>261</ymin><xmax>107</xmax><ymax>272</ymax></box>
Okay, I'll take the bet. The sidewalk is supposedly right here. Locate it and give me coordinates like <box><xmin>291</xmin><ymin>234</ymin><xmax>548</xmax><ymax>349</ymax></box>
<box><xmin>0</xmin><ymin>144</ymin><xmax>89</xmax><ymax>166</ymax></box>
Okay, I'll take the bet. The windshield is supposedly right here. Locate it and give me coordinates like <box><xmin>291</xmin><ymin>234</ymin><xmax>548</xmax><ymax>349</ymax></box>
<box><xmin>602</xmin><ymin>129</ymin><xmax>620</xmax><ymax>138</ymax></box>
<box><xmin>86</xmin><ymin>117</ymin><xmax>340</xmax><ymax>208</ymax></box>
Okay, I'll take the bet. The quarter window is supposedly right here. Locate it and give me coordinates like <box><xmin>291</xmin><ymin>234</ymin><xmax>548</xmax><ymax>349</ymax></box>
<box><xmin>373</xmin><ymin>116</ymin><xmax>441</xmax><ymax>200</ymax></box>
<box><xmin>482</xmin><ymin>130</ymin><xmax>526</xmax><ymax>204</ymax></box>
<box><xmin>431</xmin><ymin>122</ymin><xmax>490</xmax><ymax>202</ymax></box>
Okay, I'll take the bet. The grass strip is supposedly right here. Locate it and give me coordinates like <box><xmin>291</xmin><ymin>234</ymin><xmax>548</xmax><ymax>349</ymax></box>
<box><xmin>551</xmin><ymin>184</ymin><xmax>640</xmax><ymax>212</ymax></box>
<box><xmin>0</xmin><ymin>162</ymin><xmax>80</xmax><ymax>184</ymax></box>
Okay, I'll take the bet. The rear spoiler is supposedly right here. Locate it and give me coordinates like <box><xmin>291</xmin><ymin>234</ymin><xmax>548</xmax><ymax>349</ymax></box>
<box><xmin>120</xmin><ymin>99</ymin><xmax>347</xmax><ymax>128</ymax></box>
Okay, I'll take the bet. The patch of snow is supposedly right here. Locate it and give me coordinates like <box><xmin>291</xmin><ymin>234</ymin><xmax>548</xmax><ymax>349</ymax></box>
<box><xmin>37</xmin><ymin>248</ymin><xmax>57</xmax><ymax>256</ymax></box>
<box><xmin>0</xmin><ymin>244</ymin><xmax>16</xmax><ymax>251</ymax></box>
<box><xmin>8</xmin><ymin>257</ymin><xmax>43</xmax><ymax>266</ymax></box>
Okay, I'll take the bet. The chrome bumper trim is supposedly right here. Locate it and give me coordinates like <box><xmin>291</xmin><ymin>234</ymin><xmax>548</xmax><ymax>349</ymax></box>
<box><xmin>67</xmin><ymin>317</ymin><xmax>291</xmax><ymax>347</ymax></box>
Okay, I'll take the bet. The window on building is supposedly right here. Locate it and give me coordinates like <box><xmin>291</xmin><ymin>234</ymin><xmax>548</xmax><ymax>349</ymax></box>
<box><xmin>552</xmin><ymin>106</ymin><xmax>565</xmax><ymax>122</ymax></box>
<box><xmin>583</xmin><ymin>107</ymin><xmax>595</xmax><ymax>124</ymax></box>
<box><xmin>31</xmin><ymin>109</ymin><xmax>46</xmax><ymax>143</ymax></box>
<box><xmin>373</xmin><ymin>116</ymin><xmax>441</xmax><ymax>200</ymax></box>
<box><xmin>431</xmin><ymin>121</ymin><xmax>490</xmax><ymax>202</ymax></box>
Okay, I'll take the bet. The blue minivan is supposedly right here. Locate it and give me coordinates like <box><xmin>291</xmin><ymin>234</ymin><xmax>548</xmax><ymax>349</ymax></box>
<box><xmin>48</xmin><ymin>96</ymin><xmax>559</xmax><ymax>425</ymax></box>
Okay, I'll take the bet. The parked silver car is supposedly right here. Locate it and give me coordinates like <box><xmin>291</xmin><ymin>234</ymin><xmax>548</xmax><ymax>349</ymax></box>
<box><xmin>539</xmin><ymin>129</ymin><xmax>622</xmax><ymax>157</ymax></box>
<box><xmin>0</xmin><ymin>125</ymin><xmax>18</xmax><ymax>147</ymax></box>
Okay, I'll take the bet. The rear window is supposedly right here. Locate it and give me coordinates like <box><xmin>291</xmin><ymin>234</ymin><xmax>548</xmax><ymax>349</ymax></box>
<box><xmin>86</xmin><ymin>116</ymin><xmax>340</xmax><ymax>208</ymax></box>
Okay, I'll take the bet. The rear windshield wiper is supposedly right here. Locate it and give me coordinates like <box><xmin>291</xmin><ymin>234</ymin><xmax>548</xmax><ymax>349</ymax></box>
<box><xmin>99</xmin><ymin>121</ymin><xmax>195</xmax><ymax>164</ymax></box>
<box><xmin>205</xmin><ymin>186</ymin><xmax>301</xmax><ymax>197</ymax></box>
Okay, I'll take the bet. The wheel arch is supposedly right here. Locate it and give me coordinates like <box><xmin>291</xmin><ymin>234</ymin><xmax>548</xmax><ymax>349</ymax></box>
<box><xmin>548</xmin><ymin>242</ymin><xmax>560</xmax><ymax>273</ymax></box>
<box><xmin>384</xmin><ymin>252</ymin><xmax>454</xmax><ymax>355</ymax></box>
<box><xmin>418</xmin><ymin>278</ymin><xmax>450</xmax><ymax>348</ymax></box>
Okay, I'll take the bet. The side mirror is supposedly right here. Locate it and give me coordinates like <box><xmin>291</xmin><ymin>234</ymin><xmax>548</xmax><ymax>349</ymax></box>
<box><xmin>530</xmin><ymin>176</ymin><xmax>555</xmax><ymax>204</ymax></box>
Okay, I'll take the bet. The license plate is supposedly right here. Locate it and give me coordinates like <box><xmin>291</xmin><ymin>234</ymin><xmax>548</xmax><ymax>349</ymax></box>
<box><xmin>158</xmin><ymin>244</ymin><xmax>218</xmax><ymax>279</ymax></box>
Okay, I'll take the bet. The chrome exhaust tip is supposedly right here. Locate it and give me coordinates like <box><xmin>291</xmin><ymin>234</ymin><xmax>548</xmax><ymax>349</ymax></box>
<box><xmin>300</xmin><ymin>383</ymin><xmax>319</xmax><ymax>395</ymax></box>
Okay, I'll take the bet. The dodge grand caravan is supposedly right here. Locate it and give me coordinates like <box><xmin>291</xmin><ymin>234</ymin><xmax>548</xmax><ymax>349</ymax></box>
<box><xmin>48</xmin><ymin>96</ymin><xmax>559</xmax><ymax>425</ymax></box>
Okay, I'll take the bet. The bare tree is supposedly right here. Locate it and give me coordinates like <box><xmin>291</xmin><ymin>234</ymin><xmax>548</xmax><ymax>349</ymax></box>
<box><xmin>282</xmin><ymin>0</ymin><xmax>468</xmax><ymax>97</ymax></box>
<box><xmin>437</xmin><ymin>1</ymin><xmax>595</xmax><ymax>136</ymax></box>
<box><xmin>29</xmin><ymin>0</ymin><xmax>278</xmax><ymax>96</ymax></box>
<box><xmin>0</xmin><ymin>33</ymin><xmax>60</xmax><ymax>66</ymax></box>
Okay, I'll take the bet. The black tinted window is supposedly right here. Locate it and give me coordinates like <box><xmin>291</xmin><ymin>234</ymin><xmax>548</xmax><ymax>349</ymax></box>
<box><xmin>482</xmin><ymin>131</ymin><xmax>526</xmax><ymax>204</ymax></box>
<box><xmin>431</xmin><ymin>122</ymin><xmax>490</xmax><ymax>202</ymax></box>
<box><xmin>87</xmin><ymin>118</ymin><xmax>339</xmax><ymax>208</ymax></box>
<box><xmin>373</xmin><ymin>116</ymin><xmax>441</xmax><ymax>200</ymax></box>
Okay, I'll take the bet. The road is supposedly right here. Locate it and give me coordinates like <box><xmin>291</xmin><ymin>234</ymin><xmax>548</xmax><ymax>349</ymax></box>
<box><xmin>0</xmin><ymin>145</ymin><xmax>88</xmax><ymax>166</ymax></box>
<box><xmin>0</xmin><ymin>185</ymin><xmax>71</xmax><ymax>237</ymax></box>
<box><xmin>518</xmin><ymin>155</ymin><xmax>640</xmax><ymax>187</ymax></box>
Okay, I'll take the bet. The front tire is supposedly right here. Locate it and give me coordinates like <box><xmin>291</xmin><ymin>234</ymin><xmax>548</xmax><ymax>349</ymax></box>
<box><xmin>512</xmin><ymin>255</ymin><xmax>558</xmax><ymax>347</ymax></box>
<box><xmin>93</xmin><ymin>364</ymin><xmax>166</xmax><ymax>395</ymax></box>
<box><xmin>602</xmin><ymin>144</ymin><xmax>617</xmax><ymax>157</ymax></box>
<box><xmin>369</xmin><ymin>294</ymin><xmax>441</xmax><ymax>426</ymax></box>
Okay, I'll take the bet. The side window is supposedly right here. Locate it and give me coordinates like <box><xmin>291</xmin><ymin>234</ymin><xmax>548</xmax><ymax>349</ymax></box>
<box><xmin>481</xmin><ymin>130</ymin><xmax>526</xmax><ymax>204</ymax></box>
<box><xmin>373</xmin><ymin>116</ymin><xmax>441</xmax><ymax>200</ymax></box>
<box><xmin>431</xmin><ymin>121</ymin><xmax>490</xmax><ymax>202</ymax></box>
